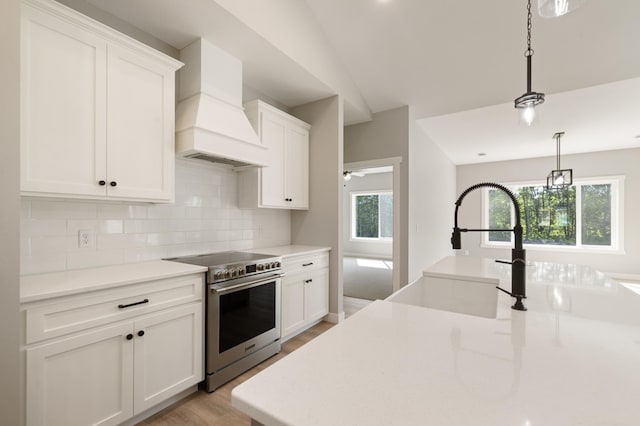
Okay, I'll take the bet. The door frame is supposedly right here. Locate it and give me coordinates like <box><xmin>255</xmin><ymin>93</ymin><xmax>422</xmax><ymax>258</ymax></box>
<box><xmin>344</xmin><ymin>157</ymin><xmax>401</xmax><ymax>293</ymax></box>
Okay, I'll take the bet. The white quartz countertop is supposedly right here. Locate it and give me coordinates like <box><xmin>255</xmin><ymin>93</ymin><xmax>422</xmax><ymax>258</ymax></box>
<box><xmin>244</xmin><ymin>245</ymin><xmax>331</xmax><ymax>258</ymax></box>
<box><xmin>20</xmin><ymin>260</ymin><xmax>207</xmax><ymax>303</ymax></box>
<box><xmin>232</xmin><ymin>256</ymin><xmax>640</xmax><ymax>425</ymax></box>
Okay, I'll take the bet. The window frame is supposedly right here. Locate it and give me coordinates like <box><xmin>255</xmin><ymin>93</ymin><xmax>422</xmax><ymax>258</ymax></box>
<box><xmin>481</xmin><ymin>176</ymin><xmax>625</xmax><ymax>254</ymax></box>
<box><xmin>350</xmin><ymin>190</ymin><xmax>393</xmax><ymax>242</ymax></box>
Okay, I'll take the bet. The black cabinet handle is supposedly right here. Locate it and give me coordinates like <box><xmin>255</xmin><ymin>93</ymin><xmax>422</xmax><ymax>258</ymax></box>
<box><xmin>98</xmin><ymin>180</ymin><xmax>106</xmax><ymax>186</ymax></box>
<box><xmin>118</xmin><ymin>298</ymin><xmax>149</xmax><ymax>309</ymax></box>
<box><xmin>302</xmin><ymin>262</ymin><xmax>313</xmax><ymax>267</ymax></box>
<box><xmin>126</xmin><ymin>334</ymin><xmax>133</xmax><ymax>340</ymax></box>
<box><xmin>284</xmin><ymin>198</ymin><xmax>292</xmax><ymax>202</ymax></box>
<box><xmin>110</xmin><ymin>181</ymin><xmax>117</xmax><ymax>187</ymax></box>
<box><xmin>304</xmin><ymin>279</ymin><xmax>313</xmax><ymax>284</ymax></box>
<box><xmin>137</xmin><ymin>330</ymin><xmax>145</xmax><ymax>337</ymax></box>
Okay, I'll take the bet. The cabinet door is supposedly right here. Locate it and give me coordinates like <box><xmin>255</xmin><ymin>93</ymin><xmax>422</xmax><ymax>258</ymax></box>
<box><xmin>305</xmin><ymin>268</ymin><xmax>329</xmax><ymax>323</ymax></box>
<box><xmin>106</xmin><ymin>45</ymin><xmax>175</xmax><ymax>202</ymax></box>
<box><xmin>285</xmin><ymin>126</ymin><xmax>309</xmax><ymax>209</ymax></box>
<box><xmin>133</xmin><ymin>303</ymin><xmax>203</xmax><ymax>414</ymax></box>
<box><xmin>259</xmin><ymin>112</ymin><xmax>287</xmax><ymax>207</ymax></box>
<box><xmin>26</xmin><ymin>322</ymin><xmax>134</xmax><ymax>426</ymax></box>
<box><xmin>281</xmin><ymin>274</ymin><xmax>306</xmax><ymax>339</ymax></box>
<box><xmin>20</xmin><ymin>6</ymin><xmax>107</xmax><ymax>197</ymax></box>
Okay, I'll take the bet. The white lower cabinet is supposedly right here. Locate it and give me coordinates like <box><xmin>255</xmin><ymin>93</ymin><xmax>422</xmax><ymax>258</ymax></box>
<box><xmin>133</xmin><ymin>304</ymin><xmax>202</xmax><ymax>414</ymax></box>
<box><xmin>26</xmin><ymin>322</ymin><xmax>134</xmax><ymax>426</ymax></box>
<box><xmin>281</xmin><ymin>252</ymin><xmax>329</xmax><ymax>341</ymax></box>
<box><xmin>22</xmin><ymin>273</ymin><xmax>204</xmax><ymax>426</ymax></box>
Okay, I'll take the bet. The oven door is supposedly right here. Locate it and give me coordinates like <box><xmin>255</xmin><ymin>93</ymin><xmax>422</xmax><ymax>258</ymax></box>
<box><xmin>207</xmin><ymin>273</ymin><xmax>282</xmax><ymax>373</ymax></box>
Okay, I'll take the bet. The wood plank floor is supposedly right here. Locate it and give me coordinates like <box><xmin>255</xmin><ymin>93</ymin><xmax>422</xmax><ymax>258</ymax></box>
<box><xmin>138</xmin><ymin>321</ymin><xmax>335</xmax><ymax>426</ymax></box>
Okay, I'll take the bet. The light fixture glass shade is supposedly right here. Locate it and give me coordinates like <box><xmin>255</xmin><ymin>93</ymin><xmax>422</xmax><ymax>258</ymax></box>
<box><xmin>515</xmin><ymin>91</ymin><xmax>545</xmax><ymax>126</ymax></box>
<box><xmin>538</xmin><ymin>0</ymin><xmax>587</xmax><ymax>18</ymax></box>
<box><xmin>343</xmin><ymin>171</ymin><xmax>352</xmax><ymax>181</ymax></box>
<box><xmin>518</xmin><ymin>103</ymin><xmax>542</xmax><ymax>126</ymax></box>
<box><xmin>547</xmin><ymin>169</ymin><xmax>573</xmax><ymax>189</ymax></box>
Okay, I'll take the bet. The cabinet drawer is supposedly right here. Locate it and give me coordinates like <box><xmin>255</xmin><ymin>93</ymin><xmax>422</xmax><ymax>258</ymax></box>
<box><xmin>282</xmin><ymin>252</ymin><xmax>329</xmax><ymax>275</ymax></box>
<box><xmin>25</xmin><ymin>274</ymin><xmax>203</xmax><ymax>344</ymax></box>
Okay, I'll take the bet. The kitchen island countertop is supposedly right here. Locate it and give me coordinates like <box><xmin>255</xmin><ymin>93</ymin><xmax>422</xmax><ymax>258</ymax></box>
<box><xmin>232</xmin><ymin>256</ymin><xmax>640</xmax><ymax>425</ymax></box>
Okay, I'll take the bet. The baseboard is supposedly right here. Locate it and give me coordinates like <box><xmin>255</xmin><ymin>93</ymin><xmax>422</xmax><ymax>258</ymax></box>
<box><xmin>120</xmin><ymin>385</ymin><xmax>198</xmax><ymax>426</ymax></box>
<box><xmin>343</xmin><ymin>253</ymin><xmax>392</xmax><ymax>261</ymax></box>
<box><xmin>325</xmin><ymin>311</ymin><xmax>345</xmax><ymax>323</ymax></box>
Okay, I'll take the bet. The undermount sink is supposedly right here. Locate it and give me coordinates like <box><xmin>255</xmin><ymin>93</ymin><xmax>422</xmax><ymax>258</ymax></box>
<box><xmin>387</xmin><ymin>275</ymin><xmax>499</xmax><ymax>319</ymax></box>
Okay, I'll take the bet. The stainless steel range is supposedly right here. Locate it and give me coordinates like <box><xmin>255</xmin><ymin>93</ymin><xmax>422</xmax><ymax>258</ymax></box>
<box><xmin>166</xmin><ymin>251</ymin><xmax>283</xmax><ymax>392</ymax></box>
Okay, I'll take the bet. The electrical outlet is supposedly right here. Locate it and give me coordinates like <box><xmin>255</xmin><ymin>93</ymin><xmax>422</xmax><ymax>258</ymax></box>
<box><xmin>78</xmin><ymin>229</ymin><xmax>94</xmax><ymax>248</ymax></box>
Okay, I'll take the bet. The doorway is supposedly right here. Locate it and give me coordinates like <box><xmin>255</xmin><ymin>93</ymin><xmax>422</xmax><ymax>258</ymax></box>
<box><xmin>342</xmin><ymin>158</ymin><xmax>400</xmax><ymax>316</ymax></box>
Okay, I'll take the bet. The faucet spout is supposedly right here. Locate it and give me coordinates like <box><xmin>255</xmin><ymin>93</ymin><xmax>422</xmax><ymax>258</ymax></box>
<box><xmin>452</xmin><ymin>182</ymin><xmax>527</xmax><ymax>311</ymax></box>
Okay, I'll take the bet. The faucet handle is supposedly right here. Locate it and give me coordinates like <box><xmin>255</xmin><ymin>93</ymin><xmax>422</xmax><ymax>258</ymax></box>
<box><xmin>495</xmin><ymin>259</ymin><xmax>513</xmax><ymax>265</ymax></box>
<box><xmin>451</xmin><ymin>228</ymin><xmax>461</xmax><ymax>249</ymax></box>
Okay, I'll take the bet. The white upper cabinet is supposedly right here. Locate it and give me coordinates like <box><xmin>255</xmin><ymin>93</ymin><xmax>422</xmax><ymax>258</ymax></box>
<box><xmin>238</xmin><ymin>100</ymin><xmax>310</xmax><ymax>210</ymax></box>
<box><xmin>20</xmin><ymin>0</ymin><xmax>182</xmax><ymax>203</ymax></box>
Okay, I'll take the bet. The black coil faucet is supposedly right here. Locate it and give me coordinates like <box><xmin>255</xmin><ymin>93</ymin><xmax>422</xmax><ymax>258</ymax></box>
<box><xmin>451</xmin><ymin>182</ymin><xmax>527</xmax><ymax>311</ymax></box>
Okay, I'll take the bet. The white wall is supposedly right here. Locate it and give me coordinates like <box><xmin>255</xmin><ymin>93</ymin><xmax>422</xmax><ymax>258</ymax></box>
<box><xmin>456</xmin><ymin>148</ymin><xmax>640</xmax><ymax>274</ymax></box>
<box><xmin>408</xmin><ymin>119</ymin><xmax>456</xmax><ymax>281</ymax></box>
<box><xmin>0</xmin><ymin>0</ymin><xmax>21</xmax><ymax>424</ymax></box>
<box><xmin>290</xmin><ymin>96</ymin><xmax>344</xmax><ymax>319</ymax></box>
<box><xmin>21</xmin><ymin>159</ymin><xmax>291</xmax><ymax>274</ymax></box>
<box><xmin>342</xmin><ymin>172</ymin><xmax>393</xmax><ymax>259</ymax></box>
<box><xmin>345</xmin><ymin>106</ymin><xmax>410</xmax><ymax>287</ymax></box>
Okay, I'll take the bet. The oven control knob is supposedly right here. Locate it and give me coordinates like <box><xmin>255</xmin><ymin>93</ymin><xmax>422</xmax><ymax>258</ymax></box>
<box><xmin>224</xmin><ymin>270</ymin><xmax>232</xmax><ymax>279</ymax></box>
<box><xmin>231</xmin><ymin>269</ymin><xmax>237</xmax><ymax>277</ymax></box>
<box><xmin>257</xmin><ymin>264</ymin><xmax>264</xmax><ymax>271</ymax></box>
<box><xmin>275</xmin><ymin>261</ymin><xmax>281</xmax><ymax>268</ymax></box>
<box><xmin>238</xmin><ymin>268</ymin><xmax>245</xmax><ymax>276</ymax></box>
<box><xmin>214</xmin><ymin>271</ymin><xmax>223</xmax><ymax>280</ymax></box>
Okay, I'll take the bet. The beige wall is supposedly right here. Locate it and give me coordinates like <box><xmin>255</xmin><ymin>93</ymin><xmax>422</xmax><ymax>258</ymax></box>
<box><xmin>0</xmin><ymin>0</ymin><xmax>22</xmax><ymax>424</ymax></box>
<box><xmin>56</xmin><ymin>0</ymin><xmax>178</xmax><ymax>58</ymax></box>
<box><xmin>291</xmin><ymin>96</ymin><xmax>344</xmax><ymax>318</ymax></box>
<box><xmin>345</xmin><ymin>106</ymin><xmax>410</xmax><ymax>287</ymax></box>
<box><xmin>456</xmin><ymin>148</ymin><xmax>640</xmax><ymax>274</ymax></box>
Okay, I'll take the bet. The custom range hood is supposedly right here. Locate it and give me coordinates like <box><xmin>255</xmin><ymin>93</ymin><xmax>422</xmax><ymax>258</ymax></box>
<box><xmin>175</xmin><ymin>39</ymin><xmax>267</xmax><ymax>168</ymax></box>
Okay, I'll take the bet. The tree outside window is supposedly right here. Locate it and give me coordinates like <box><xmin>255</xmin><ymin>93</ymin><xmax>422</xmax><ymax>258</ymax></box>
<box><xmin>352</xmin><ymin>192</ymin><xmax>393</xmax><ymax>240</ymax></box>
<box><xmin>485</xmin><ymin>178</ymin><xmax>619</xmax><ymax>250</ymax></box>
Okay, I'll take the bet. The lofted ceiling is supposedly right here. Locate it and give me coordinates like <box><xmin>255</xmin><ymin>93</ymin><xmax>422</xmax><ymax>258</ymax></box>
<box><xmin>79</xmin><ymin>0</ymin><xmax>640</xmax><ymax>164</ymax></box>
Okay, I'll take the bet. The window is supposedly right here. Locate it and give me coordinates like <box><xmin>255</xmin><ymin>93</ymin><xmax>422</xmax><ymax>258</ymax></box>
<box><xmin>483</xmin><ymin>177</ymin><xmax>623</xmax><ymax>252</ymax></box>
<box><xmin>351</xmin><ymin>191</ymin><xmax>393</xmax><ymax>240</ymax></box>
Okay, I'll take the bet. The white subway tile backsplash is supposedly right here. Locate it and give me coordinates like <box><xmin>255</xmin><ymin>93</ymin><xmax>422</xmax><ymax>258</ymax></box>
<box><xmin>21</xmin><ymin>219</ymin><xmax>67</xmax><ymax>237</ymax></box>
<box><xmin>21</xmin><ymin>252</ymin><xmax>67</xmax><ymax>275</ymax></box>
<box><xmin>31</xmin><ymin>200</ymin><xmax>97</xmax><ymax>219</ymax></box>
<box><xmin>67</xmin><ymin>248</ymin><xmax>124</xmax><ymax>270</ymax></box>
<box><xmin>21</xmin><ymin>158</ymin><xmax>291</xmax><ymax>274</ymax></box>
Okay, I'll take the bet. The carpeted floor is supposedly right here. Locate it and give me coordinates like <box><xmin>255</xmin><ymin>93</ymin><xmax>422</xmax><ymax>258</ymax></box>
<box><xmin>343</xmin><ymin>256</ymin><xmax>393</xmax><ymax>300</ymax></box>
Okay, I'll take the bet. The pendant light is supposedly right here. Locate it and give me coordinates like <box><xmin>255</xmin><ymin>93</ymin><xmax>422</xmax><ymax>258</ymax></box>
<box><xmin>538</xmin><ymin>0</ymin><xmax>586</xmax><ymax>18</ymax></box>
<box><xmin>546</xmin><ymin>132</ymin><xmax>573</xmax><ymax>189</ymax></box>
<box><xmin>514</xmin><ymin>0</ymin><xmax>545</xmax><ymax>126</ymax></box>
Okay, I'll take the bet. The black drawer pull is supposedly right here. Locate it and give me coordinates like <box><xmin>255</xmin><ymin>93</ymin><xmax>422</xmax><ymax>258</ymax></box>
<box><xmin>126</xmin><ymin>334</ymin><xmax>133</xmax><ymax>340</ymax></box>
<box><xmin>137</xmin><ymin>330</ymin><xmax>145</xmax><ymax>337</ymax></box>
<box><xmin>118</xmin><ymin>298</ymin><xmax>149</xmax><ymax>309</ymax></box>
<box><xmin>304</xmin><ymin>279</ymin><xmax>313</xmax><ymax>284</ymax></box>
<box><xmin>302</xmin><ymin>262</ymin><xmax>314</xmax><ymax>267</ymax></box>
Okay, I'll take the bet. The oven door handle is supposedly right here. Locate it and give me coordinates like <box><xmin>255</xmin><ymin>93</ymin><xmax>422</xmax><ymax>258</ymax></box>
<box><xmin>210</xmin><ymin>273</ymin><xmax>285</xmax><ymax>295</ymax></box>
